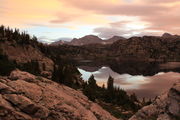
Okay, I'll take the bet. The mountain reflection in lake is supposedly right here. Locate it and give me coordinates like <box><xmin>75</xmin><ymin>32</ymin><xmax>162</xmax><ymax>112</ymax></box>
<box><xmin>78</xmin><ymin>67</ymin><xmax>180</xmax><ymax>99</ymax></box>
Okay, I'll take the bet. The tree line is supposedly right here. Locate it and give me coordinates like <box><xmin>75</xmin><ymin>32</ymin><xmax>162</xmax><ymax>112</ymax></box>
<box><xmin>83</xmin><ymin>74</ymin><xmax>140</xmax><ymax>111</ymax></box>
<box><xmin>0</xmin><ymin>25</ymin><xmax>83</xmax><ymax>89</ymax></box>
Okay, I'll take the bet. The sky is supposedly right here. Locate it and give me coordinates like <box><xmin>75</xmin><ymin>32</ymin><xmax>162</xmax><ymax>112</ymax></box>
<box><xmin>0</xmin><ymin>0</ymin><xmax>180</xmax><ymax>43</ymax></box>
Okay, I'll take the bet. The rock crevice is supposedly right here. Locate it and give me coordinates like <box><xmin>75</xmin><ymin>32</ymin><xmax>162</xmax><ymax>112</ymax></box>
<box><xmin>0</xmin><ymin>69</ymin><xmax>118</xmax><ymax>120</ymax></box>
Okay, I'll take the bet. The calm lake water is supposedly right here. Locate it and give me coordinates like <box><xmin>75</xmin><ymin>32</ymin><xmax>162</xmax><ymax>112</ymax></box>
<box><xmin>78</xmin><ymin>65</ymin><xmax>180</xmax><ymax>99</ymax></box>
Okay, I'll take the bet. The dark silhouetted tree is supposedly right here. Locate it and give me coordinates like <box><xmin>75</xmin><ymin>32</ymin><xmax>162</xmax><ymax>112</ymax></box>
<box><xmin>88</xmin><ymin>74</ymin><xmax>97</xmax><ymax>88</ymax></box>
<box><xmin>0</xmin><ymin>49</ymin><xmax>16</xmax><ymax>76</ymax></box>
<box><xmin>130</xmin><ymin>93</ymin><xmax>138</xmax><ymax>102</ymax></box>
<box><xmin>107</xmin><ymin>75</ymin><xmax>114</xmax><ymax>91</ymax></box>
<box><xmin>83</xmin><ymin>74</ymin><xmax>97</xmax><ymax>101</ymax></box>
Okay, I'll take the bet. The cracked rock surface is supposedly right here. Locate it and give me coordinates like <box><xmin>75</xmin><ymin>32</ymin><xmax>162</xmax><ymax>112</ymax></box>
<box><xmin>129</xmin><ymin>81</ymin><xmax>180</xmax><ymax>120</ymax></box>
<box><xmin>0</xmin><ymin>69</ymin><xmax>118</xmax><ymax>120</ymax></box>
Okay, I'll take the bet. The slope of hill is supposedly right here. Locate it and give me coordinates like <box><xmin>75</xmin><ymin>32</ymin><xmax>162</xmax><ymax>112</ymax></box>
<box><xmin>110</xmin><ymin>36</ymin><xmax>180</xmax><ymax>61</ymax></box>
<box><xmin>0</xmin><ymin>69</ymin><xmax>118</xmax><ymax>120</ymax></box>
<box><xmin>1</xmin><ymin>70</ymin><xmax>179</xmax><ymax>120</ymax></box>
<box><xmin>0</xmin><ymin>25</ymin><xmax>54</xmax><ymax>78</ymax></box>
<box><xmin>0</xmin><ymin>25</ymin><xmax>83</xmax><ymax>88</ymax></box>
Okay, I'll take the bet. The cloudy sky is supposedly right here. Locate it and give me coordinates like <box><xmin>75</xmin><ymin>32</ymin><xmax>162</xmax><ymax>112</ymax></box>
<box><xmin>1</xmin><ymin>0</ymin><xmax>180</xmax><ymax>43</ymax></box>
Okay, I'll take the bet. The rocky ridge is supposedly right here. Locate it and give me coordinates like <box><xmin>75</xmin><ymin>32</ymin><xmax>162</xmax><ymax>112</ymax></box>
<box><xmin>129</xmin><ymin>81</ymin><xmax>180</xmax><ymax>120</ymax></box>
<box><xmin>162</xmin><ymin>33</ymin><xmax>180</xmax><ymax>38</ymax></box>
<box><xmin>50</xmin><ymin>40</ymin><xmax>69</xmax><ymax>46</ymax></box>
<box><xmin>49</xmin><ymin>33</ymin><xmax>180</xmax><ymax>63</ymax></box>
<box><xmin>111</xmin><ymin>36</ymin><xmax>180</xmax><ymax>61</ymax></box>
<box><xmin>0</xmin><ymin>41</ymin><xmax>54</xmax><ymax>78</ymax></box>
<box><xmin>50</xmin><ymin>35</ymin><xmax>125</xmax><ymax>46</ymax></box>
<box><xmin>70</xmin><ymin>35</ymin><xmax>102</xmax><ymax>46</ymax></box>
<box><xmin>0</xmin><ymin>69</ymin><xmax>118</xmax><ymax>120</ymax></box>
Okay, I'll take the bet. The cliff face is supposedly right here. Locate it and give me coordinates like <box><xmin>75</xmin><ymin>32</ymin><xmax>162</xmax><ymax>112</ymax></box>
<box><xmin>0</xmin><ymin>69</ymin><xmax>118</xmax><ymax>120</ymax></box>
<box><xmin>129</xmin><ymin>81</ymin><xmax>180</xmax><ymax>120</ymax></box>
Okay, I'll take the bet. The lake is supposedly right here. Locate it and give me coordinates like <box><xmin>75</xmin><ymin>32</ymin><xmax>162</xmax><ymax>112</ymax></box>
<box><xmin>77</xmin><ymin>62</ymin><xmax>180</xmax><ymax>99</ymax></box>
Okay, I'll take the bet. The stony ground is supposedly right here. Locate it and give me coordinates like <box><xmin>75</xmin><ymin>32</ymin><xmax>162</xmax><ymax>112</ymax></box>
<box><xmin>0</xmin><ymin>69</ymin><xmax>118</xmax><ymax>120</ymax></box>
<box><xmin>129</xmin><ymin>81</ymin><xmax>180</xmax><ymax>120</ymax></box>
<box><xmin>0</xmin><ymin>69</ymin><xmax>179</xmax><ymax>120</ymax></box>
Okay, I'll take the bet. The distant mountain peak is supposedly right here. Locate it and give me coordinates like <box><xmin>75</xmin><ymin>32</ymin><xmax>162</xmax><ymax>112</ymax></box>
<box><xmin>162</xmin><ymin>32</ymin><xmax>180</xmax><ymax>39</ymax></box>
<box><xmin>83</xmin><ymin>34</ymin><xmax>100</xmax><ymax>38</ymax></box>
<box><xmin>80</xmin><ymin>35</ymin><xmax>102</xmax><ymax>41</ymax></box>
<box><xmin>162</xmin><ymin>33</ymin><xmax>173</xmax><ymax>38</ymax></box>
<box><xmin>51</xmin><ymin>35</ymin><xmax>126</xmax><ymax>46</ymax></box>
<box><xmin>104</xmin><ymin>36</ymin><xmax>126</xmax><ymax>43</ymax></box>
<box><xmin>50</xmin><ymin>40</ymin><xmax>69</xmax><ymax>46</ymax></box>
<box><xmin>70</xmin><ymin>35</ymin><xmax>102</xmax><ymax>46</ymax></box>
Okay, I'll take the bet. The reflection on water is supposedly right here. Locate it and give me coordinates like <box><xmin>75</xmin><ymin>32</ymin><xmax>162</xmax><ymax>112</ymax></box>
<box><xmin>78</xmin><ymin>67</ymin><xmax>180</xmax><ymax>99</ymax></box>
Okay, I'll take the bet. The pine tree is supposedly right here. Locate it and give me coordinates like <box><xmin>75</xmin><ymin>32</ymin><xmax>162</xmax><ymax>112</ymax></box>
<box><xmin>107</xmin><ymin>75</ymin><xmax>114</xmax><ymax>91</ymax></box>
<box><xmin>32</xmin><ymin>35</ymin><xmax>37</xmax><ymax>42</ymax></box>
<box><xmin>83</xmin><ymin>74</ymin><xmax>97</xmax><ymax>101</ymax></box>
<box><xmin>102</xmin><ymin>84</ymin><xmax>105</xmax><ymax>89</ymax></box>
<box><xmin>88</xmin><ymin>74</ymin><xmax>97</xmax><ymax>88</ymax></box>
<box><xmin>130</xmin><ymin>93</ymin><xmax>138</xmax><ymax>102</ymax></box>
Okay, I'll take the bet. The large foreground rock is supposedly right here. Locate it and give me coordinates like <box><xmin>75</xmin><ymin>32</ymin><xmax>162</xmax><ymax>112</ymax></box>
<box><xmin>0</xmin><ymin>70</ymin><xmax>118</xmax><ymax>120</ymax></box>
<box><xmin>129</xmin><ymin>81</ymin><xmax>180</xmax><ymax>120</ymax></box>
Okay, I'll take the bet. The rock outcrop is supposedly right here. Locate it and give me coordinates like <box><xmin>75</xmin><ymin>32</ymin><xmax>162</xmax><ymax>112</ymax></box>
<box><xmin>129</xmin><ymin>81</ymin><xmax>180</xmax><ymax>120</ymax></box>
<box><xmin>0</xmin><ymin>69</ymin><xmax>118</xmax><ymax>120</ymax></box>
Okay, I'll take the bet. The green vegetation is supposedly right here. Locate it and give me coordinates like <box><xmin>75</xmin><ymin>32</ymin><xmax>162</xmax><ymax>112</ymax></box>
<box><xmin>0</xmin><ymin>25</ymin><xmax>82</xmax><ymax>88</ymax></box>
<box><xmin>0</xmin><ymin>49</ymin><xmax>16</xmax><ymax>76</ymax></box>
<box><xmin>0</xmin><ymin>25</ymin><xmax>177</xmax><ymax>119</ymax></box>
<box><xmin>0</xmin><ymin>25</ymin><xmax>42</xmax><ymax>76</ymax></box>
<box><xmin>83</xmin><ymin>75</ymin><xmax>98</xmax><ymax>101</ymax></box>
<box><xmin>83</xmin><ymin>75</ymin><xmax>140</xmax><ymax>119</ymax></box>
<box><xmin>52</xmin><ymin>62</ymin><xmax>82</xmax><ymax>89</ymax></box>
<box><xmin>0</xmin><ymin>25</ymin><xmax>38</xmax><ymax>45</ymax></box>
<box><xmin>17</xmin><ymin>61</ymin><xmax>40</xmax><ymax>75</ymax></box>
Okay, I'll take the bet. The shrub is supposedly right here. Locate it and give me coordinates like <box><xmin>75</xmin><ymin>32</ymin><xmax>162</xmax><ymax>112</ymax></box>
<box><xmin>0</xmin><ymin>54</ymin><xmax>16</xmax><ymax>76</ymax></box>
